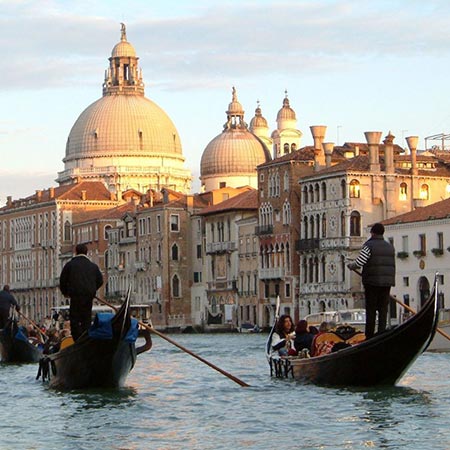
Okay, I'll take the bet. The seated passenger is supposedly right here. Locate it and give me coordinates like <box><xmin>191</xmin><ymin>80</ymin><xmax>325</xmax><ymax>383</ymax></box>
<box><xmin>311</xmin><ymin>321</ymin><xmax>332</xmax><ymax>356</ymax></box>
<box><xmin>270</xmin><ymin>314</ymin><xmax>295</xmax><ymax>357</ymax></box>
<box><xmin>293</xmin><ymin>320</ymin><xmax>314</xmax><ymax>355</ymax></box>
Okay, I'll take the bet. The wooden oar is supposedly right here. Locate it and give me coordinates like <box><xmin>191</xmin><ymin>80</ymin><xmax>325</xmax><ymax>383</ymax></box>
<box><xmin>17</xmin><ymin>310</ymin><xmax>48</xmax><ymax>342</ymax></box>
<box><xmin>349</xmin><ymin>267</ymin><xmax>450</xmax><ymax>342</ymax></box>
<box><xmin>95</xmin><ymin>296</ymin><xmax>250</xmax><ymax>387</ymax></box>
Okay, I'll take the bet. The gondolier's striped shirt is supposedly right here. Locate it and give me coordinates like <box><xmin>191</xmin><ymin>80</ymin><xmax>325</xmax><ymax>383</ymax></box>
<box><xmin>354</xmin><ymin>245</ymin><xmax>371</xmax><ymax>268</ymax></box>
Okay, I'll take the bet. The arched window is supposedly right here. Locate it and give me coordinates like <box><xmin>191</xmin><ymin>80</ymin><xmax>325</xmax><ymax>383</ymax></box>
<box><xmin>64</xmin><ymin>220</ymin><xmax>71</xmax><ymax>242</ymax></box>
<box><xmin>291</xmin><ymin>143</ymin><xmax>297</xmax><ymax>151</ymax></box>
<box><xmin>172</xmin><ymin>275</ymin><xmax>180</xmax><ymax>298</ymax></box>
<box><xmin>284</xmin><ymin>172</ymin><xmax>289</xmax><ymax>192</ymax></box>
<box><xmin>303</xmin><ymin>186</ymin><xmax>308</xmax><ymax>204</ymax></box>
<box><xmin>171</xmin><ymin>243</ymin><xmax>179</xmax><ymax>261</ymax></box>
<box><xmin>420</xmin><ymin>184</ymin><xmax>429</xmax><ymax>200</ymax></box>
<box><xmin>341</xmin><ymin>180</ymin><xmax>347</xmax><ymax>199</ymax></box>
<box><xmin>340</xmin><ymin>211</ymin><xmax>346</xmax><ymax>236</ymax></box>
<box><xmin>349</xmin><ymin>179</ymin><xmax>360</xmax><ymax>198</ymax></box>
<box><xmin>321</xmin><ymin>214</ymin><xmax>327</xmax><ymax>238</ymax></box>
<box><xmin>350</xmin><ymin>211</ymin><xmax>361</xmax><ymax>236</ymax></box>
<box><xmin>303</xmin><ymin>216</ymin><xmax>309</xmax><ymax>239</ymax></box>
<box><xmin>321</xmin><ymin>182</ymin><xmax>327</xmax><ymax>201</ymax></box>
<box><xmin>283</xmin><ymin>143</ymin><xmax>290</xmax><ymax>154</ymax></box>
<box><xmin>314</xmin><ymin>183</ymin><xmax>320</xmax><ymax>202</ymax></box>
<box><xmin>399</xmin><ymin>182</ymin><xmax>408</xmax><ymax>201</ymax></box>
<box><xmin>104</xmin><ymin>225</ymin><xmax>112</xmax><ymax>240</ymax></box>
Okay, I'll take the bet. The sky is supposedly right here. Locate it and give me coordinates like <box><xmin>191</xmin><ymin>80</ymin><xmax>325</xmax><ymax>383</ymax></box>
<box><xmin>2</xmin><ymin>0</ymin><xmax>450</xmax><ymax>205</ymax></box>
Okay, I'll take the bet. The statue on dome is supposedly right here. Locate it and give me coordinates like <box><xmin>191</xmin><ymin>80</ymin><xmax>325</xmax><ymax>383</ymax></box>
<box><xmin>120</xmin><ymin>23</ymin><xmax>127</xmax><ymax>41</ymax></box>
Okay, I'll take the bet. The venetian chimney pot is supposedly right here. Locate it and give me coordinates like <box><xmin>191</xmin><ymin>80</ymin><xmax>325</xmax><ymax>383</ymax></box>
<box><xmin>406</xmin><ymin>136</ymin><xmax>419</xmax><ymax>176</ymax></box>
<box><xmin>322</xmin><ymin>142</ymin><xmax>334</xmax><ymax>167</ymax></box>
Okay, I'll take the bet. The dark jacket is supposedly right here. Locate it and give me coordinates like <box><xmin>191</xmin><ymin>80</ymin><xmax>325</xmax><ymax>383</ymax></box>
<box><xmin>59</xmin><ymin>255</ymin><xmax>103</xmax><ymax>301</ymax></box>
<box><xmin>362</xmin><ymin>236</ymin><xmax>395</xmax><ymax>287</ymax></box>
<box><xmin>0</xmin><ymin>289</ymin><xmax>18</xmax><ymax>313</ymax></box>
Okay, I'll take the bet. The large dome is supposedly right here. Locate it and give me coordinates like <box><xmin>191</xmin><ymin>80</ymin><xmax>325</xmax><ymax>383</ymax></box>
<box><xmin>57</xmin><ymin>24</ymin><xmax>191</xmax><ymax>195</ymax></box>
<box><xmin>65</xmin><ymin>95</ymin><xmax>182</xmax><ymax>160</ymax></box>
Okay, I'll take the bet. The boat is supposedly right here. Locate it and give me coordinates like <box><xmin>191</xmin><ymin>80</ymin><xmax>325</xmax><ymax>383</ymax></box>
<box><xmin>237</xmin><ymin>322</ymin><xmax>261</xmax><ymax>333</ymax></box>
<box><xmin>36</xmin><ymin>291</ymin><xmax>152</xmax><ymax>389</ymax></box>
<box><xmin>304</xmin><ymin>309</ymin><xmax>366</xmax><ymax>331</ymax></box>
<box><xmin>0</xmin><ymin>318</ymin><xmax>43</xmax><ymax>363</ymax></box>
<box><xmin>426</xmin><ymin>308</ymin><xmax>450</xmax><ymax>352</ymax></box>
<box><xmin>266</xmin><ymin>278</ymin><xmax>439</xmax><ymax>387</ymax></box>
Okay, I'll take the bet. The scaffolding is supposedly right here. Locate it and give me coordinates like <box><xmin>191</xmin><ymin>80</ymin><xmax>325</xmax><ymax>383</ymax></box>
<box><xmin>425</xmin><ymin>133</ymin><xmax>450</xmax><ymax>151</ymax></box>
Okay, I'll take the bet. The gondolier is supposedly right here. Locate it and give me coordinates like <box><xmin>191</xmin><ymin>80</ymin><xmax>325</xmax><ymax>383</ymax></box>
<box><xmin>59</xmin><ymin>243</ymin><xmax>104</xmax><ymax>340</ymax></box>
<box><xmin>0</xmin><ymin>285</ymin><xmax>20</xmax><ymax>329</ymax></box>
<box><xmin>347</xmin><ymin>223</ymin><xmax>395</xmax><ymax>339</ymax></box>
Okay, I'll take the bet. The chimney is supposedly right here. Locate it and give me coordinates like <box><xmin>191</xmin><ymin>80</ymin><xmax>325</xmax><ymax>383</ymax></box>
<box><xmin>406</xmin><ymin>136</ymin><xmax>419</xmax><ymax>176</ymax></box>
<box><xmin>6</xmin><ymin>196</ymin><xmax>12</xmax><ymax>207</ymax></box>
<box><xmin>49</xmin><ymin>187</ymin><xmax>55</xmax><ymax>199</ymax></box>
<box><xmin>364</xmin><ymin>131</ymin><xmax>382</xmax><ymax>172</ymax></box>
<box><xmin>383</xmin><ymin>131</ymin><xmax>395</xmax><ymax>174</ymax></box>
<box><xmin>35</xmin><ymin>190</ymin><xmax>42</xmax><ymax>201</ymax></box>
<box><xmin>354</xmin><ymin>145</ymin><xmax>360</xmax><ymax>157</ymax></box>
<box><xmin>310</xmin><ymin>125</ymin><xmax>327</xmax><ymax>171</ymax></box>
<box><xmin>81</xmin><ymin>190</ymin><xmax>87</xmax><ymax>201</ymax></box>
<box><xmin>322</xmin><ymin>142</ymin><xmax>334</xmax><ymax>167</ymax></box>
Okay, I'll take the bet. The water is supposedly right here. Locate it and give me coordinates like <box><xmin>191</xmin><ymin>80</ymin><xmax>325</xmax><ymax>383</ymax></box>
<box><xmin>2</xmin><ymin>333</ymin><xmax>450</xmax><ymax>450</ymax></box>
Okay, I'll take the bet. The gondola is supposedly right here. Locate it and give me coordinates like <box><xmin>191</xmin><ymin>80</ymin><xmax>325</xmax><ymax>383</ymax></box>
<box><xmin>267</xmin><ymin>278</ymin><xmax>439</xmax><ymax>387</ymax></box>
<box><xmin>0</xmin><ymin>318</ymin><xmax>43</xmax><ymax>363</ymax></box>
<box><xmin>37</xmin><ymin>291</ymin><xmax>152</xmax><ymax>390</ymax></box>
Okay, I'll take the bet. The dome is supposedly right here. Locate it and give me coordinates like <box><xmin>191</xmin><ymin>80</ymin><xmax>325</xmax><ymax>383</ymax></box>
<box><xmin>201</xmin><ymin>129</ymin><xmax>270</xmax><ymax>177</ymax></box>
<box><xmin>111</xmin><ymin>40</ymin><xmax>136</xmax><ymax>58</ymax></box>
<box><xmin>277</xmin><ymin>96</ymin><xmax>296</xmax><ymax>122</ymax></box>
<box><xmin>249</xmin><ymin>105</ymin><xmax>268</xmax><ymax>130</ymax></box>
<box><xmin>64</xmin><ymin>95</ymin><xmax>182</xmax><ymax>160</ymax></box>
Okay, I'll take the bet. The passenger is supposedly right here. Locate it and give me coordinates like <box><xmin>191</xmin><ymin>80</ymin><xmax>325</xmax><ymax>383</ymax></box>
<box><xmin>0</xmin><ymin>285</ymin><xmax>20</xmax><ymax>329</ymax></box>
<box><xmin>270</xmin><ymin>314</ymin><xmax>295</xmax><ymax>357</ymax></box>
<box><xmin>43</xmin><ymin>328</ymin><xmax>61</xmax><ymax>354</ymax></box>
<box><xmin>311</xmin><ymin>321</ymin><xmax>331</xmax><ymax>356</ymax></box>
<box><xmin>293</xmin><ymin>320</ymin><xmax>314</xmax><ymax>354</ymax></box>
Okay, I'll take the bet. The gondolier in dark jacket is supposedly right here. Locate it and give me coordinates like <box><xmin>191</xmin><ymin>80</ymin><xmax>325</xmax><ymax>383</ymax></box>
<box><xmin>0</xmin><ymin>285</ymin><xmax>20</xmax><ymax>328</ymax></box>
<box><xmin>59</xmin><ymin>243</ymin><xmax>104</xmax><ymax>340</ymax></box>
<box><xmin>347</xmin><ymin>223</ymin><xmax>395</xmax><ymax>339</ymax></box>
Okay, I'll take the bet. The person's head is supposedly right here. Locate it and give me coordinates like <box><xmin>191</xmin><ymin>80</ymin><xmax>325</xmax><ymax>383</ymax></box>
<box><xmin>295</xmin><ymin>319</ymin><xmax>308</xmax><ymax>334</ymax></box>
<box><xmin>2</xmin><ymin>285</ymin><xmax>10</xmax><ymax>292</ymax></box>
<box><xmin>276</xmin><ymin>314</ymin><xmax>294</xmax><ymax>336</ymax></box>
<box><xmin>309</xmin><ymin>325</ymin><xmax>319</xmax><ymax>335</ymax></box>
<box><xmin>370</xmin><ymin>222</ymin><xmax>385</xmax><ymax>236</ymax></box>
<box><xmin>319</xmin><ymin>321</ymin><xmax>330</xmax><ymax>333</ymax></box>
<box><xmin>75</xmin><ymin>243</ymin><xmax>88</xmax><ymax>255</ymax></box>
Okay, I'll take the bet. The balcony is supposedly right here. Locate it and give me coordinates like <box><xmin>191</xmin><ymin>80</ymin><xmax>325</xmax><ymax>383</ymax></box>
<box><xmin>134</xmin><ymin>261</ymin><xmax>147</xmax><ymax>271</ymax></box>
<box><xmin>255</xmin><ymin>225</ymin><xmax>273</xmax><ymax>236</ymax></box>
<box><xmin>296</xmin><ymin>239</ymin><xmax>320</xmax><ymax>251</ymax></box>
<box><xmin>258</xmin><ymin>267</ymin><xmax>285</xmax><ymax>280</ymax></box>
<box><xmin>206</xmin><ymin>241</ymin><xmax>236</xmax><ymax>254</ymax></box>
<box><xmin>207</xmin><ymin>280</ymin><xmax>237</xmax><ymax>292</ymax></box>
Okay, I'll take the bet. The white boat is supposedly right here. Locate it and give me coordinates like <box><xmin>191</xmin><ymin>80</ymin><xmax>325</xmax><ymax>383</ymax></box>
<box><xmin>304</xmin><ymin>309</ymin><xmax>367</xmax><ymax>331</ymax></box>
<box><xmin>427</xmin><ymin>309</ymin><xmax>450</xmax><ymax>352</ymax></box>
<box><xmin>237</xmin><ymin>322</ymin><xmax>261</xmax><ymax>333</ymax></box>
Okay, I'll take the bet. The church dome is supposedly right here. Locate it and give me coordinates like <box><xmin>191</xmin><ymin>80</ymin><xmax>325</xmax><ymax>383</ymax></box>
<box><xmin>277</xmin><ymin>96</ymin><xmax>296</xmax><ymax>122</ymax></box>
<box><xmin>200</xmin><ymin>88</ymin><xmax>271</xmax><ymax>191</ymax></box>
<box><xmin>65</xmin><ymin>95</ymin><xmax>182</xmax><ymax>159</ymax></box>
<box><xmin>57</xmin><ymin>24</ymin><xmax>191</xmax><ymax>195</ymax></box>
<box><xmin>249</xmin><ymin>103</ymin><xmax>268</xmax><ymax>130</ymax></box>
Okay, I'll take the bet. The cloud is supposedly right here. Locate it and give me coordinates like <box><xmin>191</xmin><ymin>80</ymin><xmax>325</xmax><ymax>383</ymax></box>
<box><xmin>2</xmin><ymin>0</ymin><xmax>450</xmax><ymax>92</ymax></box>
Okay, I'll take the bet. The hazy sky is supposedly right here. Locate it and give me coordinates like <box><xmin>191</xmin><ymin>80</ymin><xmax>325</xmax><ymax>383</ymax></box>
<box><xmin>2</xmin><ymin>0</ymin><xmax>450</xmax><ymax>205</ymax></box>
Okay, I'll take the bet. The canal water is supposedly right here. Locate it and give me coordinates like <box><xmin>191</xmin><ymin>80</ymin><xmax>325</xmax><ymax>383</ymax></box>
<box><xmin>2</xmin><ymin>333</ymin><xmax>450</xmax><ymax>450</ymax></box>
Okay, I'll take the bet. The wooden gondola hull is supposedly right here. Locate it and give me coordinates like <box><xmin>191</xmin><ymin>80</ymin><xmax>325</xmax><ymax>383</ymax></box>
<box><xmin>0</xmin><ymin>324</ymin><xmax>43</xmax><ymax>363</ymax></box>
<box><xmin>44</xmin><ymin>337</ymin><xmax>136</xmax><ymax>390</ymax></box>
<box><xmin>269</xmin><ymin>284</ymin><xmax>439</xmax><ymax>387</ymax></box>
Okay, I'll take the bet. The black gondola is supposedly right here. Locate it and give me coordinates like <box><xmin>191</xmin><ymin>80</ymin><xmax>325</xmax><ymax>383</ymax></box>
<box><xmin>0</xmin><ymin>318</ymin><xmax>43</xmax><ymax>363</ymax></box>
<box><xmin>267</xmin><ymin>278</ymin><xmax>439</xmax><ymax>387</ymax></box>
<box><xmin>37</xmin><ymin>291</ymin><xmax>152</xmax><ymax>390</ymax></box>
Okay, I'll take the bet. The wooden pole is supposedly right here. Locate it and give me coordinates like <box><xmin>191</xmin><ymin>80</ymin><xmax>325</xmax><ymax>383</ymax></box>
<box><xmin>95</xmin><ymin>297</ymin><xmax>250</xmax><ymax>387</ymax></box>
<box><xmin>17</xmin><ymin>310</ymin><xmax>47</xmax><ymax>342</ymax></box>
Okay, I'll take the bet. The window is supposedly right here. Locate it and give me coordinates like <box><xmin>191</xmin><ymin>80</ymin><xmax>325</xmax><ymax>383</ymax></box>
<box><xmin>402</xmin><ymin>235</ymin><xmax>409</xmax><ymax>252</ymax></box>
<box><xmin>285</xmin><ymin>283</ymin><xmax>291</xmax><ymax>298</ymax></box>
<box><xmin>349</xmin><ymin>180</ymin><xmax>360</xmax><ymax>198</ymax></box>
<box><xmin>403</xmin><ymin>277</ymin><xmax>409</xmax><ymax>287</ymax></box>
<box><xmin>156</xmin><ymin>215</ymin><xmax>161</xmax><ymax>233</ymax></box>
<box><xmin>104</xmin><ymin>225</ymin><xmax>112</xmax><ymax>240</ymax></box>
<box><xmin>170</xmin><ymin>214</ymin><xmax>179</xmax><ymax>232</ymax></box>
<box><xmin>171</xmin><ymin>244</ymin><xmax>179</xmax><ymax>261</ymax></box>
<box><xmin>219</xmin><ymin>182</ymin><xmax>226</xmax><ymax>188</ymax></box>
<box><xmin>193</xmin><ymin>272</ymin><xmax>202</xmax><ymax>283</ymax></box>
<box><xmin>419</xmin><ymin>234</ymin><xmax>426</xmax><ymax>253</ymax></box>
<box><xmin>64</xmin><ymin>220</ymin><xmax>71</xmax><ymax>241</ymax></box>
<box><xmin>341</xmin><ymin>180</ymin><xmax>347</xmax><ymax>199</ymax></box>
<box><xmin>438</xmin><ymin>232</ymin><xmax>444</xmax><ymax>250</ymax></box>
<box><xmin>196</xmin><ymin>244</ymin><xmax>202</xmax><ymax>259</ymax></box>
<box><xmin>349</xmin><ymin>211</ymin><xmax>361</xmax><ymax>236</ymax></box>
<box><xmin>172</xmin><ymin>275</ymin><xmax>180</xmax><ymax>297</ymax></box>
<box><xmin>399</xmin><ymin>182</ymin><xmax>408</xmax><ymax>201</ymax></box>
<box><xmin>420</xmin><ymin>184</ymin><xmax>429</xmax><ymax>200</ymax></box>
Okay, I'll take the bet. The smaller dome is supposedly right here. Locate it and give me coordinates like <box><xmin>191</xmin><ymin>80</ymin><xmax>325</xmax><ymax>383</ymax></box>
<box><xmin>227</xmin><ymin>86</ymin><xmax>244</xmax><ymax>115</ymax></box>
<box><xmin>111</xmin><ymin>41</ymin><xmax>136</xmax><ymax>58</ymax></box>
<box><xmin>277</xmin><ymin>96</ymin><xmax>296</xmax><ymax>121</ymax></box>
<box><xmin>249</xmin><ymin>104</ymin><xmax>268</xmax><ymax>130</ymax></box>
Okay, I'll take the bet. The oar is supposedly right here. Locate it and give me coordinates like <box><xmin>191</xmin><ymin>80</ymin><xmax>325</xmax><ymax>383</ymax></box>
<box><xmin>266</xmin><ymin>295</ymin><xmax>281</xmax><ymax>359</ymax></box>
<box><xmin>348</xmin><ymin>267</ymin><xmax>450</xmax><ymax>342</ymax></box>
<box><xmin>95</xmin><ymin>296</ymin><xmax>250</xmax><ymax>387</ymax></box>
<box><xmin>17</xmin><ymin>310</ymin><xmax>48</xmax><ymax>342</ymax></box>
